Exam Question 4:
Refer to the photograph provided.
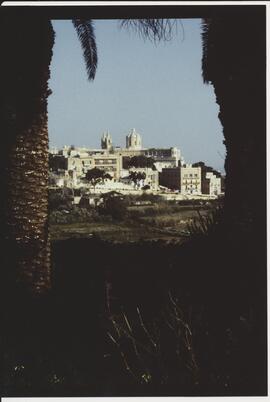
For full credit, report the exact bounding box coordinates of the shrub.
[99,196,128,221]
[49,190,72,211]
[49,206,99,224]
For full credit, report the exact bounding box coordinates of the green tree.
[85,168,112,191]
[129,171,146,187]
[127,155,155,168]
[99,194,128,221]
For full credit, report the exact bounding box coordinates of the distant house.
[181,165,202,195]
[192,162,222,196]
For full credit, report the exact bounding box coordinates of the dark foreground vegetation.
[1,206,267,396]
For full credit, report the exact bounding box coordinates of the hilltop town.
[49,128,224,203]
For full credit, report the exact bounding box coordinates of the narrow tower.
[101,131,113,151]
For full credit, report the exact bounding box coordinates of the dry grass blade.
[137,307,157,348]
[109,314,155,356]
[123,312,133,333]
[107,331,118,346]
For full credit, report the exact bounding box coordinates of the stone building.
[49,129,181,190]
[206,172,222,196]
[103,129,181,172]
[181,165,202,195]
[192,162,222,196]
[159,165,202,195]
[50,150,121,184]
[92,154,121,180]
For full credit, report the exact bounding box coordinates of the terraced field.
[50,205,212,243]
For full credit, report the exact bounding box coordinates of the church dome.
[126,129,142,150]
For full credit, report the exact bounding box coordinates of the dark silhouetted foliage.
[127,155,155,169]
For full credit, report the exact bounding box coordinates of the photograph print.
[0,2,267,397]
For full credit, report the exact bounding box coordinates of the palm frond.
[72,19,98,81]
[201,18,211,84]
[120,19,178,43]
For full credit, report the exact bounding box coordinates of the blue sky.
[48,19,225,173]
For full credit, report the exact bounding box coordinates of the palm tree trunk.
[1,17,55,294]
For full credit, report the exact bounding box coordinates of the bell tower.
[101,131,113,151]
